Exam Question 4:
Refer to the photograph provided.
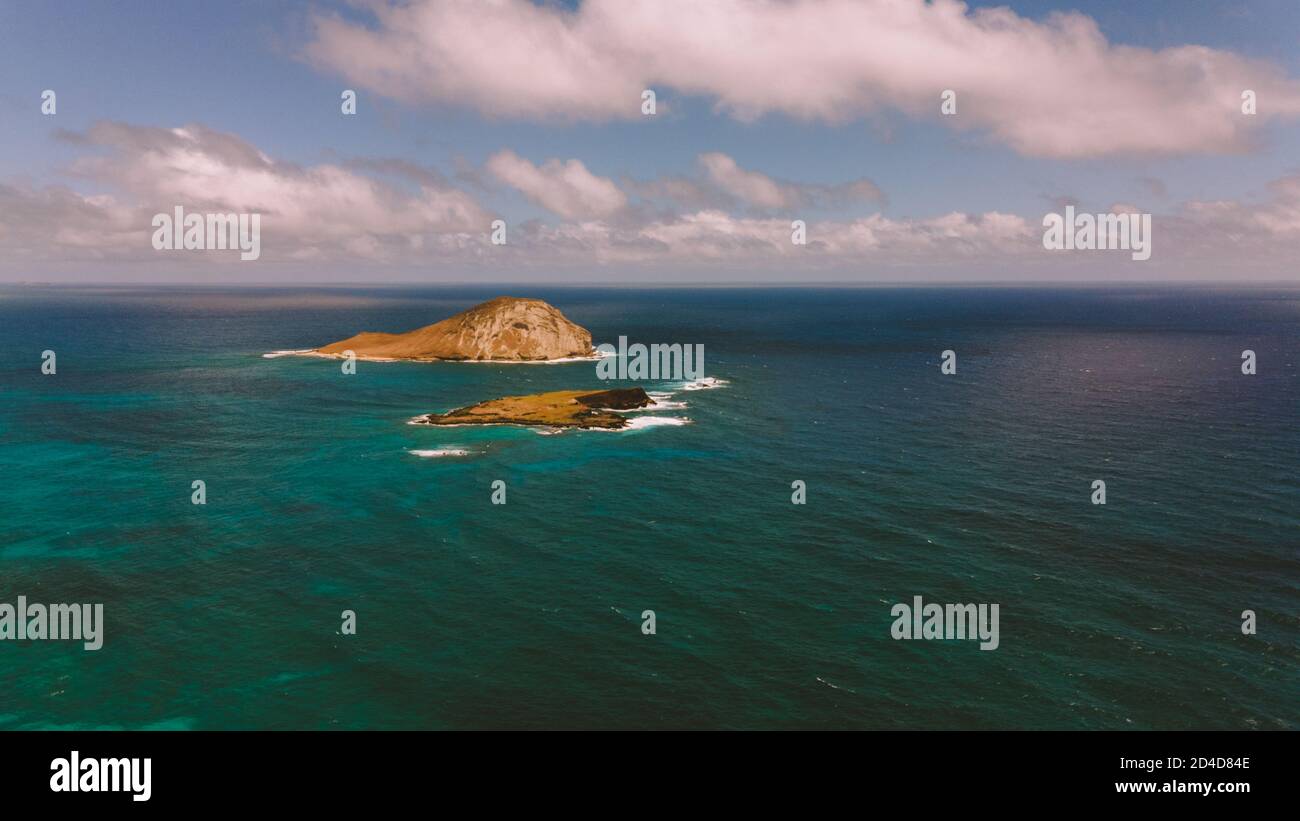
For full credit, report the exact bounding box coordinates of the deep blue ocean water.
[0,285,1296,729]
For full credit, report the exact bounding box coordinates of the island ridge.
[317,296,595,362]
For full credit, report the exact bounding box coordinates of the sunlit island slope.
[316,296,596,362]
[411,387,654,430]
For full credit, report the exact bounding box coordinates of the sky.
[1,0,1299,283]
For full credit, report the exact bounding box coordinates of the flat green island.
[411,387,654,430]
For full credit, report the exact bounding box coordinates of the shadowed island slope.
[316,296,595,361]
[412,387,654,430]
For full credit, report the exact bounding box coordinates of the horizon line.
[3,280,1300,290]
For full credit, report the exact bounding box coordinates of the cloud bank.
[4,121,1300,280]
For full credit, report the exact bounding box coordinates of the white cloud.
[303,0,1300,158]
[486,150,627,218]
[34,122,493,264]
[697,152,885,210]
[698,152,788,208]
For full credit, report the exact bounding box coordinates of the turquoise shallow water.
[0,285,1296,729]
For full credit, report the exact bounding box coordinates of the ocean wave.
[263,349,397,361]
[409,448,474,458]
[595,416,692,432]
[679,376,729,391]
[261,349,317,359]
[816,676,857,694]
[627,399,688,411]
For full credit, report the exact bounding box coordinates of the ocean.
[0,285,1296,729]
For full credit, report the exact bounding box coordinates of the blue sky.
[2,0,1299,282]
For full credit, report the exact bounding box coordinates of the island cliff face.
[317,296,594,361]
[411,387,654,429]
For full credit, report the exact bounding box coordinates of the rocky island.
[316,296,595,362]
[411,387,655,430]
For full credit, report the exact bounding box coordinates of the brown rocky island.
[412,387,655,430]
[313,297,675,431]
[316,296,595,362]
